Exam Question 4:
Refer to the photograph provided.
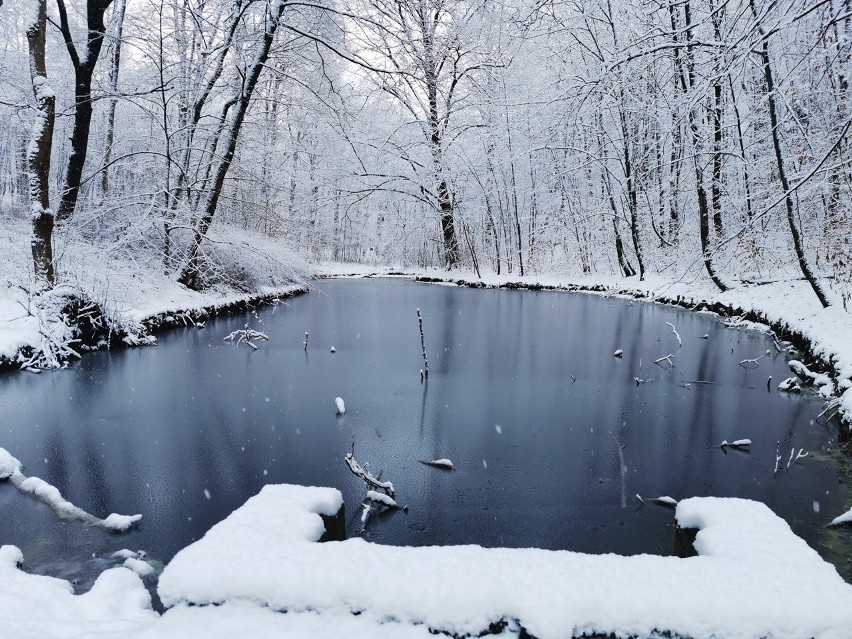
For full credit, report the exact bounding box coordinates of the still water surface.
[0,279,848,589]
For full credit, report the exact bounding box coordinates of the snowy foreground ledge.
[158,484,852,639]
[4,485,852,639]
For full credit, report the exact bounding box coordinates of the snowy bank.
[158,484,852,639]
[0,219,310,372]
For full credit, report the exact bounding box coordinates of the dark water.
[0,278,849,590]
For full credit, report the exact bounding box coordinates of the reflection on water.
[0,279,849,588]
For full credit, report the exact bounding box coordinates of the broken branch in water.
[666,322,682,348]
[345,449,395,497]
[717,439,752,450]
[223,324,269,350]
[654,354,674,367]
[739,355,764,369]
[303,332,308,351]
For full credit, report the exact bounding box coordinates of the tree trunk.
[55,0,114,222]
[26,0,56,286]
[176,0,289,289]
[750,0,830,308]
[100,0,127,196]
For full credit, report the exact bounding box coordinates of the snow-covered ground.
[3,484,851,639]
[0,218,310,368]
[316,262,852,428]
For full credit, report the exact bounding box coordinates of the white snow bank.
[0,545,156,639]
[0,299,39,360]
[158,485,852,639]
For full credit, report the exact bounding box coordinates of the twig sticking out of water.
[786,448,809,469]
[303,332,308,351]
[635,494,645,506]
[417,308,428,380]
[666,322,682,348]
[774,442,782,474]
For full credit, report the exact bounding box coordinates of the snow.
[157,484,852,639]
[124,558,156,577]
[335,397,345,414]
[419,458,455,470]
[0,446,22,479]
[0,545,156,639]
[104,513,144,532]
[828,507,852,527]
[366,490,398,508]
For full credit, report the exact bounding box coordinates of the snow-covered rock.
[334,397,345,415]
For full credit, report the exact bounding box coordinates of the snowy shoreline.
[316,264,852,432]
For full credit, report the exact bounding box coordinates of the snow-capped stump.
[330,346,336,353]
[303,332,309,351]
[653,496,678,508]
[0,447,22,480]
[828,507,852,528]
[418,458,455,471]
[335,397,345,415]
[778,377,801,393]
[613,349,623,357]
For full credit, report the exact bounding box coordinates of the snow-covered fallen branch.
[344,450,395,497]
[223,324,269,350]
[666,322,682,348]
[827,507,852,527]
[717,439,752,449]
[0,447,141,532]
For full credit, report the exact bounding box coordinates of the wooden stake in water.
[417,308,428,379]
[303,332,308,351]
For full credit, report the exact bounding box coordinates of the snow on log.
[345,452,394,497]
[418,458,455,471]
[0,447,22,480]
[717,439,751,449]
[828,507,852,527]
[366,490,399,509]
[335,397,345,415]
[1,447,141,531]
[653,496,678,508]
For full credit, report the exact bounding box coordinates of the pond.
[0,278,849,595]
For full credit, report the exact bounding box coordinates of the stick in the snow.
[417,308,428,379]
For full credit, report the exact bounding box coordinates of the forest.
[0,0,849,308]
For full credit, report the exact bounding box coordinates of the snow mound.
[158,485,852,639]
[0,544,156,639]
[335,397,345,415]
